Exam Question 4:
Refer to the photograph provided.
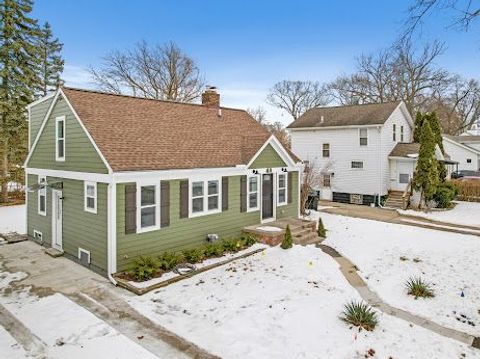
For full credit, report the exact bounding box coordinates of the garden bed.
[115,243,267,295]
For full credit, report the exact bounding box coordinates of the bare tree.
[265,121,291,149]
[300,161,322,215]
[90,41,205,102]
[247,106,267,125]
[267,80,330,120]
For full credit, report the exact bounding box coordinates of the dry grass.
[451,180,480,202]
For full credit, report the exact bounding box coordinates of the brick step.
[294,233,321,246]
[292,228,315,238]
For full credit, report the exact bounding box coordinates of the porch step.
[385,191,405,209]
[44,248,64,258]
[0,232,27,244]
[294,232,322,246]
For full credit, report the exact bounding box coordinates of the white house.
[442,135,480,171]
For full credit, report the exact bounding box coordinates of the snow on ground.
[0,263,158,358]
[0,205,25,234]
[399,201,480,227]
[126,245,479,359]
[316,211,480,337]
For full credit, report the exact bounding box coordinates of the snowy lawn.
[0,205,25,234]
[317,211,480,337]
[399,201,480,227]
[126,245,479,359]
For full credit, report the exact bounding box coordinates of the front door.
[393,161,413,191]
[52,190,63,251]
[262,174,274,221]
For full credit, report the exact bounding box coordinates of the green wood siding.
[29,97,54,149]
[116,176,262,271]
[249,144,287,169]
[27,175,108,273]
[276,171,299,219]
[27,96,108,173]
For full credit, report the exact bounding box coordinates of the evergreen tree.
[412,120,439,209]
[428,112,444,153]
[36,21,63,97]
[413,112,424,143]
[317,217,326,238]
[0,0,40,202]
[281,225,293,249]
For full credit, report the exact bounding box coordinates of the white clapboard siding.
[443,138,480,171]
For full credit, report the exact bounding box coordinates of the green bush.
[158,251,184,271]
[182,248,206,264]
[405,277,435,299]
[281,225,293,249]
[317,217,326,237]
[129,256,161,281]
[340,301,377,331]
[204,242,225,257]
[242,234,257,247]
[221,238,243,252]
[433,182,458,208]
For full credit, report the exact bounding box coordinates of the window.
[84,182,97,213]
[323,174,331,188]
[359,128,368,146]
[33,230,43,243]
[247,176,259,211]
[399,173,410,184]
[38,176,47,216]
[351,161,364,169]
[55,116,65,161]
[137,183,160,231]
[393,124,396,141]
[278,173,287,205]
[190,179,221,216]
[322,143,330,158]
[78,248,91,265]
[467,158,472,164]
[400,126,404,142]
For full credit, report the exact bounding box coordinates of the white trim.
[38,175,47,216]
[55,116,66,162]
[78,247,91,264]
[26,168,111,183]
[136,181,161,233]
[277,172,288,206]
[84,181,97,214]
[188,177,222,218]
[260,172,276,223]
[33,230,43,242]
[107,183,117,282]
[27,106,31,149]
[51,189,63,251]
[246,135,298,169]
[288,124,384,131]
[246,174,260,212]
[443,136,480,155]
[388,156,417,162]
[26,92,56,109]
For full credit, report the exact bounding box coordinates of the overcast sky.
[33,0,480,126]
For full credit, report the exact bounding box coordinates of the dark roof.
[62,87,276,172]
[444,134,480,143]
[389,143,420,158]
[287,101,402,129]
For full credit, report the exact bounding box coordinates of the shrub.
[242,234,257,247]
[433,182,458,208]
[340,301,377,331]
[405,277,434,299]
[281,225,293,249]
[222,238,243,252]
[317,217,326,237]
[158,251,184,271]
[182,248,206,264]
[204,242,225,257]
[129,256,161,281]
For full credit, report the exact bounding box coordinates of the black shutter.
[161,181,170,227]
[179,180,189,219]
[240,175,247,212]
[222,176,229,211]
[288,171,293,204]
[125,184,137,234]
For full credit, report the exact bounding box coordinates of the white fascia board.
[26,168,112,183]
[397,101,414,128]
[26,92,56,109]
[288,124,383,131]
[246,135,297,169]
[443,136,480,155]
[388,156,417,162]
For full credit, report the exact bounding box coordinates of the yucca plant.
[340,301,377,331]
[405,277,434,299]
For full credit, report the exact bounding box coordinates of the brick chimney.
[202,86,220,107]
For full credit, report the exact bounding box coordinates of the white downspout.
[378,126,383,207]
[107,181,117,285]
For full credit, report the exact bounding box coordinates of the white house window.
[55,116,65,161]
[351,161,364,169]
[247,176,259,211]
[322,143,330,158]
[399,173,410,184]
[137,183,160,231]
[190,179,221,216]
[359,128,368,146]
[323,174,331,188]
[278,173,287,205]
[400,126,404,142]
[38,176,47,216]
[393,124,396,141]
[84,181,97,214]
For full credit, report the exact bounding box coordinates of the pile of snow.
[320,211,480,337]
[126,245,478,358]
[399,201,480,227]
[255,226,282,232]
[0,205,25,234]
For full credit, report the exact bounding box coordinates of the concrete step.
[44,248,64,258]
[292,227,314,238]
[295,233,321,246]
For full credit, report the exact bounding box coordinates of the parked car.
[451,170,480,179]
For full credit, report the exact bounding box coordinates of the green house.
[25,87,302,281]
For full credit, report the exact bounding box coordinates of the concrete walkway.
[317,244,480,350]
[319,201,480,237]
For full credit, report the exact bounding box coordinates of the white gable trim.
[246,135,299,169]
[24,89,113,174]
[443,136,480,155]
[395,101,414,128]
[26,91,56,109]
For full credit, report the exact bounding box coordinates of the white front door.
[393,161,413,191]
[52,190,63,251]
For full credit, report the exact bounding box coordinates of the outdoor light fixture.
[281,168,288,172]
[252,170,259,174]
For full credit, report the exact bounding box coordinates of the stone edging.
[115,248,266,295]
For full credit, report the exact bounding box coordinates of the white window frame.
[322,143,330,158]
[277,172,288,206]
[322,174,331,188]
[78,247,91,264]
[247,175,260,212]
[84,181,97,214]
[400,125,404,142]
[393,124,396,142]
[38,175,47,216]
[136,182,160,233]
[359,128,368,146]
[55,116,66,162]
[351,161,364,170]
[189,177,222,218]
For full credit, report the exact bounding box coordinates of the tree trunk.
[1,139,9,203]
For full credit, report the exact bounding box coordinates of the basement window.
[351,161,364,169]
[78,248,91,266]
